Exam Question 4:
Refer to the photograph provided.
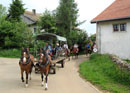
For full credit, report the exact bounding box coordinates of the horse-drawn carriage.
[34,33,67,74]
[19,33,68,90]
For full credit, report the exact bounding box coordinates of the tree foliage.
[0,4,33,49]
[38,0,88,52]
[89,34,96,42]
[0,21,33,48]
[39,10,57,34]
[56,0,78,36]
[0,4,6,18]
[8,0,25,22]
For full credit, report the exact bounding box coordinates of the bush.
[0,49,21,58]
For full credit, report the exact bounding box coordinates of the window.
[113,23,126,32]
[34,28,36,33]
[120,23,126,31]
[113,24,119,32]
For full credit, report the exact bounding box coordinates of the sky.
[0,0,115,35]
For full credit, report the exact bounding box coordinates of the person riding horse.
[63,42,69,53]
[72,43,79,59]
[85,43,92,54]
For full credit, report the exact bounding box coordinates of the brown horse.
[19,48,35,87]
[71,47,79,59]
[65,48,71,61]
[38,49,50,90]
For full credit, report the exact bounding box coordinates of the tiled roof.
[24,11,41,22]
[91,0,130,23]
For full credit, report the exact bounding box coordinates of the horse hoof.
[22,80,24,82]
[41,82,44,86]
[25,84,28,88]
[30,77,31,80]
[45,88,48,90]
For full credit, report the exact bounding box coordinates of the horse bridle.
[38,52,49,68]
[19,50,31,65]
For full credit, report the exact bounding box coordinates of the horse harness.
[38,53,50,68]
[19,56,32,65]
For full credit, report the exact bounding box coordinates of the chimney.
[32,9,36,15]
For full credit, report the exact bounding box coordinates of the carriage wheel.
[61,60,65,68]
[53,68,56,74]
[35,68,38,74]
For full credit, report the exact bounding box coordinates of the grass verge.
[0,49,21,58]
[79,53,130,93]
[125,59,130,64]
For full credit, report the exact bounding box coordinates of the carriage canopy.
[36,33,67,42]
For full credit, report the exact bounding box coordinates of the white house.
[91,0,130,59]
[21,9,41,34]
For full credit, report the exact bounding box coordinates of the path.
[0,55,102,93]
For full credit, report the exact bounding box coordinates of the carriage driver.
[43,42,52,65]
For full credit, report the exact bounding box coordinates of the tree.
[0,4,33,49]
[8,0,25,22]
[0,21,33,49]
[89,34,96,42]
[39,10,57,34]
[0,4,6,19]
[0,4,9,48]
[56,0,79,36]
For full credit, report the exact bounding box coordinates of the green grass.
[0,49,21,58]
[125,59,130,64]
[79,53,130,93]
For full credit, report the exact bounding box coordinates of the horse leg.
[72,53,73,59]
[45,74,48,90]
[76,53,78,59]
[29,66,33,80]
[25,71,29,87]
[41,73,44,86]
[68,55,70,61]
[21,70,24,82]
[29,70,32,80]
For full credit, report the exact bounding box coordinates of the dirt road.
[0,55,102,93]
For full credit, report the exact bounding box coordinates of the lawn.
[125,59,130,64]
[0,49,21,58]
[79,53,130,93]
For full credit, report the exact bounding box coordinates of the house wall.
[21,15,38,35]
[97,19,130,59]
[29,25,38,35]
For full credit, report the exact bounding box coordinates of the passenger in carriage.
[55,43,60,51]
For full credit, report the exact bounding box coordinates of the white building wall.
[97,19,130,59]
[29,25,38,35]
[21,15,38,35]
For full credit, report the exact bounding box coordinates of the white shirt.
[64,44,68,49]
[74,44,78,48]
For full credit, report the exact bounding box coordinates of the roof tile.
[91,0,130,23]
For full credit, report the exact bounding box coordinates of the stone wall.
[110,55,130,71]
